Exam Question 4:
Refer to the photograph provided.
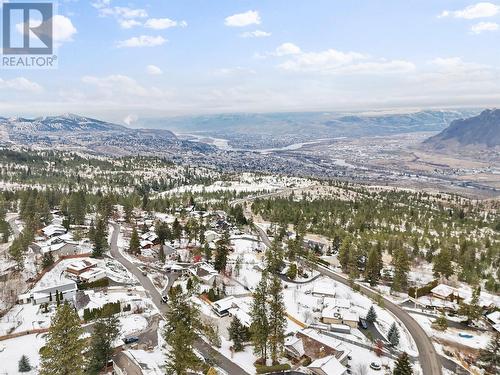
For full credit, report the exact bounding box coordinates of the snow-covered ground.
[0,333,46,374]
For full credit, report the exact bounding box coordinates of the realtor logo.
[2,1,57,68]
[3,2,53,54]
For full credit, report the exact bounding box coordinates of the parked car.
[359,318,368,329]
[123,336,139,345]
[161,295,168,303]
[370,362,381,370]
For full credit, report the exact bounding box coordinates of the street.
[109,223,250,375]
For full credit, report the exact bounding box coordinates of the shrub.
[255,363,291,374]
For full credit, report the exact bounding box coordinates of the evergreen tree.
[434,311,448,331]
[92,217,108,258]
[338,236,352,272]
[172,218,182,240]
[479,333,500,374]
[268,275,286,364]
[393,352,413,375]
[214,229,230,273]
[392,247,409,292]
[164,286,201,375]
[458,287,482,324]
[433,246,453,279]
[228,316,249,352]
[128,227,141,255]
[18,355,32,372]
[87,315,121,375]
[251,272,269,363]
[266,238,284,274]
[366,305,377,323]
[40,303,86,375]
[365,247,382,286]
[387,322,400,347]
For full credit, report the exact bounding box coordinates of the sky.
[1,0,500,125]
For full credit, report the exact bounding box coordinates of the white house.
[308,355,347,375]
[212,296,237,317]
[79,268,107,283]
[29,280,77,305]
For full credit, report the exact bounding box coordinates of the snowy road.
[109,223,250,375]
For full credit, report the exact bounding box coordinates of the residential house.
[29,280,77,305]
[308,355,347,375]
[66,259,97,276]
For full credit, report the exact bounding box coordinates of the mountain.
[0,114,212,156]
[425,109,500,149]
[140,109,479,149]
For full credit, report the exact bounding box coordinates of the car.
[123,336,139,345]
[359,318,368,329]
[370,362,382,371]
[161,295,168,303]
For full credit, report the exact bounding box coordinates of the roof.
[284,336,305,358]
[312,284,336,297]
[79,268,106,280]
[431,284,455,298]
[308,355,346,375]
[487,311,500,325]
[66,259,97,272]
[33,280,77,294]
[42,224,67,237]
[324,298,351,309]
[213,296,237,312]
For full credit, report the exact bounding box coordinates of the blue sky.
[1,0,500,124]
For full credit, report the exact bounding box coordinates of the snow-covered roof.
[431,284,455,298]
[79,268,106,280]
[228,307,252,327]
[312,284,336,297]
[324,298,351,310]
[493,323,500,333]
[32,280,77,294]
[212,296,237,312]
[487,311,500,325]
[66,259,97,273]
[284,336,305,358]
[140,240,154,248]
[308,355,347,375]
[42,224,66,237]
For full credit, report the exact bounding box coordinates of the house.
[308,355,347,375]
[212,296,237,317]
[284,328,350,365]
[41,224,67,238]
[140,240,154,249]
[30,280,77,305]
[322,308,359,328]
[190,262,218,285]
[66,259,97,276]
[284,336,306,359]
[79,268,106,283]
[312,284,336,298]
[204,230,220,243]
[141,231,159,244]
[323,298,351,310]
[431,284,457,301]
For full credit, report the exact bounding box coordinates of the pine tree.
[251,272,269,363]
[365,247,381,286]
[164,286,201,375]
[387,322,400,347]
[434,311,448,331]
[40,303,86,375]
[87,315,121,375]
[458,287,482,324]
[18,355,32,372]
[338,236,352,272]
[265,238,284,274]
[268,275,286,364]
[347,247,359,280]
[229,316,249,352]
[214,229,230,273]
[479,333,499,374]
[366,305,377,323]
[128,227,141,255]
[433,246,453,279]
[392,247,409,292]
[92,217,108,257]
[393,352,413,375]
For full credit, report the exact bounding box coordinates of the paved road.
[109,223,250,375]
[253,224,444,375]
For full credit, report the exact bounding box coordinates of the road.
[109,223,250,375]
[253,224,444,375]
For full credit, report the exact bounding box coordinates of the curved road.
[109,223,249,375]
[252,223,444,375]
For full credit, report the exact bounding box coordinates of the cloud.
[144,18,187,30]
[119,19,142,29]
[82,74,167,98]
[16,15,77,46]
[0,77,43,93]
[225,10,261,27]
[117,35,167,48]
[470,21,499,33]
[439,2,500,19]
[123,114,138,126]
[146,65,163,75]
[274,44,415,75]
[240,30,271,38]
[275,42,301,56]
